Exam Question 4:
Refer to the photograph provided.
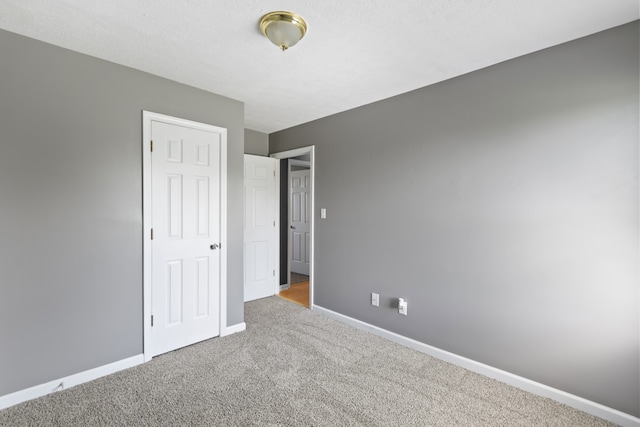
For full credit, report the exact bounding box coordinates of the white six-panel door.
[290,169,310,275]
[150,119,222,357]
[244,155,277,302]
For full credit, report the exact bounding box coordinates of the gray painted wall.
[270,22,639,417]
[0,29,245,396]
[244,129,269,155]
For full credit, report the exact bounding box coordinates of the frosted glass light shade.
[259,11,307,51]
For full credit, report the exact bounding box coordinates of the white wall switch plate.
[321,208,327,219]
[371,292,379,307]
[398,298,407,315]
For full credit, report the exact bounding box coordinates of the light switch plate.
[398,298,408,315]
[371,292,379,307]
[321,208,326,219]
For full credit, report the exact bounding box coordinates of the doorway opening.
[270,146,315,309]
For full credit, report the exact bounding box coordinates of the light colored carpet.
[0,297,615,426]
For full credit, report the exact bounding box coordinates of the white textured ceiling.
[0,1,637,133]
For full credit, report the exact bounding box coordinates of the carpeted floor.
[0,297,615,426]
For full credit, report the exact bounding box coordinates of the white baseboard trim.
[0,354,145,411]
[314,305,639,427]
[221,322,246,337]
[1,322,247,411]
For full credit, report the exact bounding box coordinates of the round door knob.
[210,244,219,250]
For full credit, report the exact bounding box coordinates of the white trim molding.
[0,355,144,411]
[313,305,640,427]
[220,322,246,337]
[270,146,315,309]
[218,124,229,338]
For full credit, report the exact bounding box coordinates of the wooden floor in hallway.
[279,281,309,308]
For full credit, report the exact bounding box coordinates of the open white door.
[290,169,310,275]
[244,155,277,302]
[143,112,227,358]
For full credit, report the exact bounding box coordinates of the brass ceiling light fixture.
[259,11,307,51]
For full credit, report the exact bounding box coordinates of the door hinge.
[151,315,154,327]
[273,170,276,177]
[273,270,275,277]
[150,140,153,152]
[150,228,154,240]
[273,220,276,227]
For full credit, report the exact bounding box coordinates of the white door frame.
[142,110,228,362]
[271,146,315,309]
